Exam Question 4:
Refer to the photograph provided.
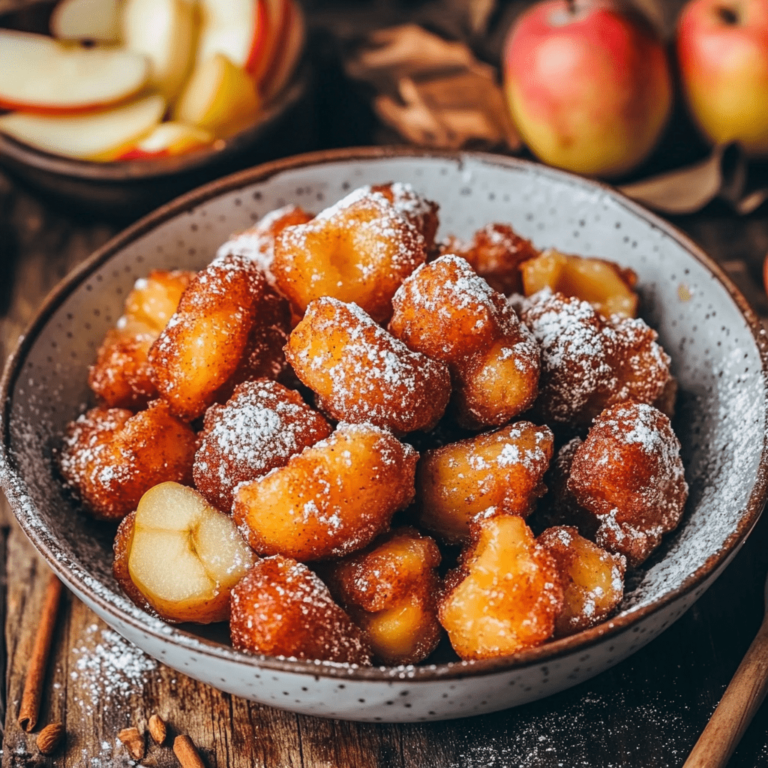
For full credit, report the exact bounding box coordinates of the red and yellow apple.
[115,122,214,160]
[503,0,673,178]
[678,0,768,156]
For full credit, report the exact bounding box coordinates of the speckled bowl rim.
[3,146,768,683]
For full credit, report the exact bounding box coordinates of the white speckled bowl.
[2,148,768,723]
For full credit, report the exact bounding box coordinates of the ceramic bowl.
[2,148,767,723]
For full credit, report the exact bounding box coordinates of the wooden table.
[2,166,768,768]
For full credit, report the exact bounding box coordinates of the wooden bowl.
[2,148,767,722]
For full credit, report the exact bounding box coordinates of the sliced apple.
[50,0,122,42]
[121,0,198,101]
[260,0,305,102]
[127,482,255,624]
[0,94,165,160]
[0,30,149,113]
[196,0,269,72]
[172,53,260,138]
[115,122,214,160]
[249,0,286,84]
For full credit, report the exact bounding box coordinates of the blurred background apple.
[503,0,673,178]
[678,0,768,156]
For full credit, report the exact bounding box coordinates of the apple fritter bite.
[233,422,418,562]
[193,379,332,512]
[148,253,290,421]
[272,186,427,323]
[285,297,451,435]
[230,555,373,665]
[440,223,539,295]
[520,290,670,426]
[439,515,563,660]
[538,526,626,637]
[568,402,688,567]
[89,270,194,409]
[521,249,638,318]
[323,527,443,665]
[59,400,196,521]
[416,421,554,544]
[370,182,440,252]
[115,482,255,624]
[389,254,540,429]
[216,204,314,288]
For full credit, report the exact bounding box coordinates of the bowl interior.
[3,151,767,675]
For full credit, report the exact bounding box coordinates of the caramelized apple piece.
[538,526,626,637]
[233,423,418,561]
[122,482,255,624]
[324,528,443,665]
[417,421,554,544]
[230,555,372,665]
[439,515,563,660]
[521,249,638,318]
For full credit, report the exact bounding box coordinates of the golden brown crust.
[439,515,563,660]
[233,423,418,562]
[568,402,688,567]
[538,525,626,637]
[389,255,540,429]
[148,254,281,421]
[416,421,554,544]
[441,223,539,295]
[230,556,373,665]
[370,182,440,252]
[59,400,196,521]
[193,379,332,512]
[272,187,427,323]
[285,297,451,435]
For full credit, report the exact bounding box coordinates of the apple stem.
[715,6,739,24]
[566,0,576,13]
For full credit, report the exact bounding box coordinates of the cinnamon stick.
[18,572,63,732]
[173,735,206,768]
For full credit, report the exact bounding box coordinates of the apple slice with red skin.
[0,30,149,114]
[50,0,121,42]
[121,0,199,101]
[115,122,215,160]
[196,0,270,74]
[249,0,288,84]
[261,0,305,101]
[0,94,165,160]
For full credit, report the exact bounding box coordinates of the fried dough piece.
[439,515,563,660]
[520,291,670,426]
[230,556,373,665]
[538,526,626,637]
[273,187,427,323]
[389,255,540,429]
[116,483,255,624]
[148,254,290,421]
[417,421,554,544]
[216,204,314,287]
[521,249,638,318]
[89,270,194,409]
[59,400,196,521]
[324,527,443,665]
[233,423,418,561]
[568,402,688,567]
[193,379,331,512]
[370,182,440,251]
[440,223,539,295]
[285,297,451,434]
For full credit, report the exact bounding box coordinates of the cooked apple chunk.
[521,249,638,319]
[538,526,626,637]
[122,482,255,624]
[439,514,563,660]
